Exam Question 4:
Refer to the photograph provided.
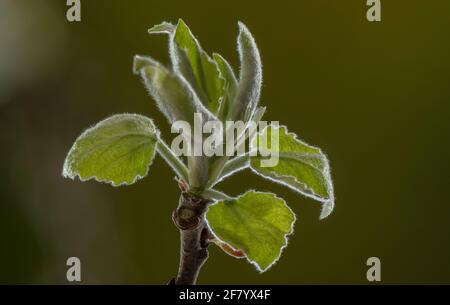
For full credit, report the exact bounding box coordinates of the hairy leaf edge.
[205,190,296,273]
[250,125,335,219]
[62,113,159,187]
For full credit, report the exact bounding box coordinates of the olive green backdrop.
[1,0,449,284]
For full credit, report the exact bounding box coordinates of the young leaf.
[63,114,158,186]
[206,191,295,272]
[134,55,213,188]
[213,53,238,99]
[133,55,214,125]
[171,19,224,114]
[211,239,246,259]
[213,53,238,121]
[148,21,175,35]
[250,125,334,219]
[228,22,262,121]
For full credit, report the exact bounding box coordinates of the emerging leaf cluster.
[62,20,334,272]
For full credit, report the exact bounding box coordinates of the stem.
[234,106,266,154]
[172,192,211,285]
[206,107,266,188]
[201,189,233,201]
[206,156,229,187]
[157,138,190,183]
[209,154,250,188]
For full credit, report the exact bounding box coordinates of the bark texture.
[171,190,211,285]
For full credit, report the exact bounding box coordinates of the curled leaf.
[133,55,214,125]
[250,125,334,219]
[148,21,175,35]
[211,239,246,258]
[229,22,262,121]
[170,19,224,114]
[213,53,238,120]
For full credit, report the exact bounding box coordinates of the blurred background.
[1,0,450,284]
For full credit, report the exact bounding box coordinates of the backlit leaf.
[63,114,158,186]
[250,125,334,219]
[206,191,295,272]
[171,19,224,114]
[133,55,214,125]
[228,22,262,121]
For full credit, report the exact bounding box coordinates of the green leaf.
[156,138,190,184]
[133,55,213,188]
[213,53,238,99]
[171,19,224,114]
[206,191,295,272]
[213,53,238,121]
[228,22,262,121]
[62,114,158,186]
[250,125,334,219]
[148,21,175,35]
[133,55,214,125]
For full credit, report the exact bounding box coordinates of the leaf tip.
[237,20,247,32]
[148,21,175,35]
[133,55,150,74]
[319,197,335,219]
[176,18,189,30]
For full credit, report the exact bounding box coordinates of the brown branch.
[171,191,212,285]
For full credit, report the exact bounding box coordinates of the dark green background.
[1,0,449,284]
